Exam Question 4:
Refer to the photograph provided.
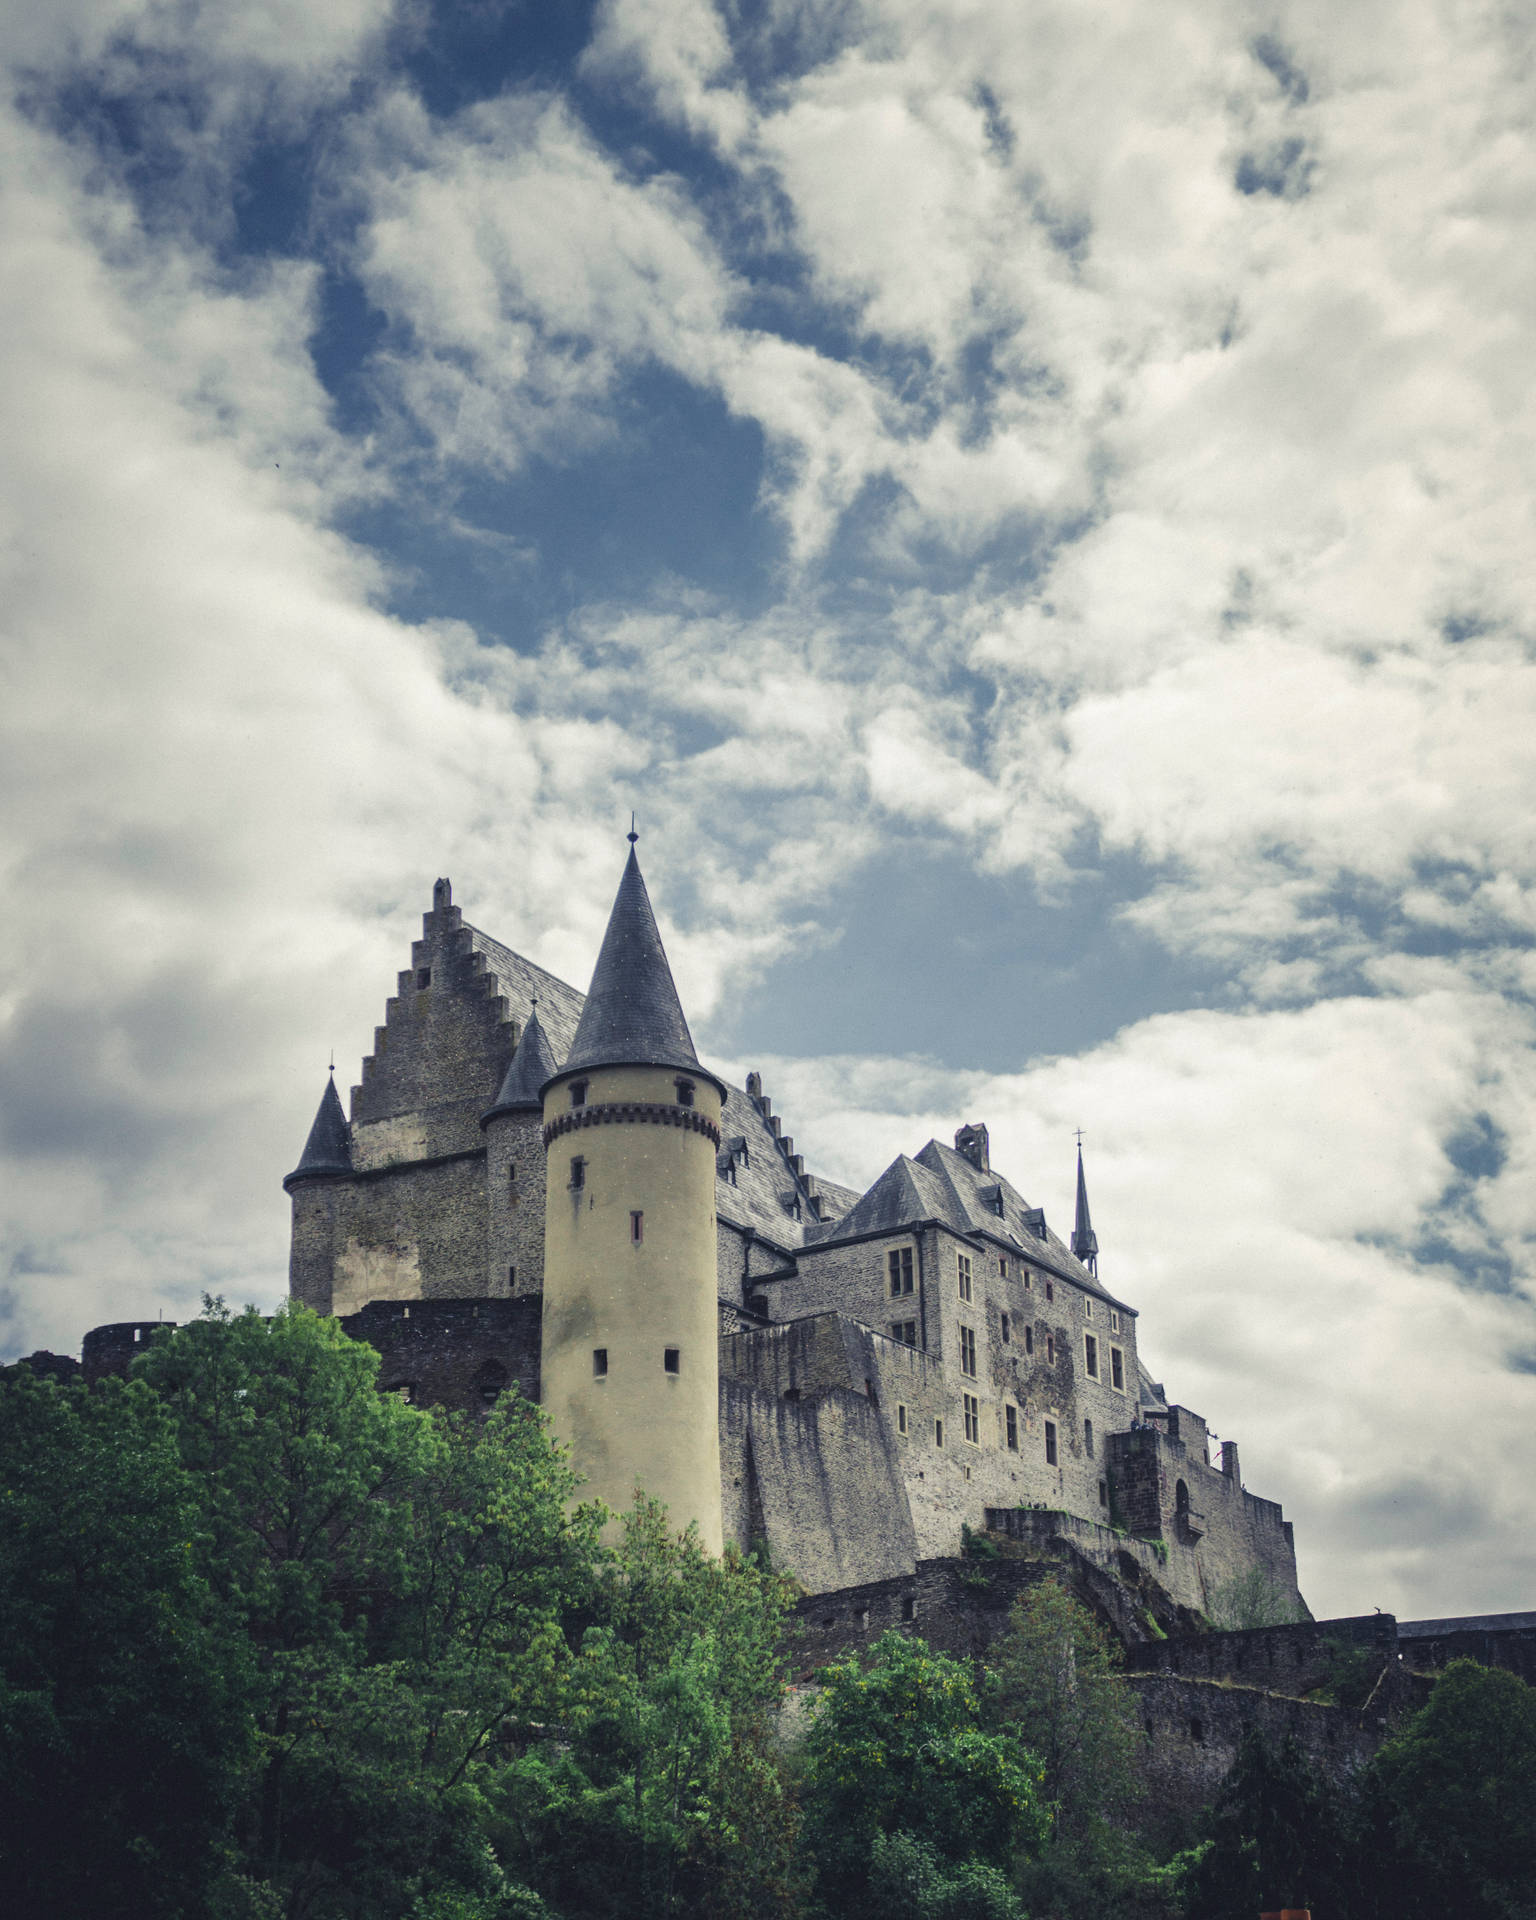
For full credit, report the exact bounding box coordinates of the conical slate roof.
[560,845,714,1083]
[284,1075,352,1189]
[1070,1145,1099,1271]
[482,1005,560,1121]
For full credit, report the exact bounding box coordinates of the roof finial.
[627,811,638,845]
[328,1049,335,1076]
[1074,1125,1084,1146]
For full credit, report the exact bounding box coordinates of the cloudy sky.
[4,0,1535,1621]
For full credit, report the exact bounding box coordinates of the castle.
[279,843,1306,1621]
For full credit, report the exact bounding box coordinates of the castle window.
[888,1247,914,1296]
[902,1595,916,1622]
[1045,1419,1058,1466]
[963,1393,980,1444]
[507,1164,517,1207]
[891,1320,918,1347]
[898,1403,909,1435]
[416,968,431,990]
[675,1078,695,1108]
[1024,1325,1034,1355]
[1084,1333,1099,1379]
[476,1360,509,1405]
[631,1210,644,1245]
[959,1326,977,1378]
[1110,1346,1125,1392]
[570,1080,588,1109]
[1110,1309,1121,1334]
[957,1252,973,1302]
[508,1264,516,1288]
[570,1156,586,1191]
[1023,1269,1033,1290]
[664,1347,680,1374]
[998,1256,1007,1277]
[1099,1478,1108,1506]
[1084,1296,1094,1320]
[1005,1404,1018,1450]
[593,1348,608,1377]
[1045,1279,1054,1302]
[1084,1417,1095,1456]
[1001,1312,1010,1344]
[387,1382,415,1403]
[935,1417,945,1447]
[1046,1333,1055,1365]
[1190,1717,1205,1746]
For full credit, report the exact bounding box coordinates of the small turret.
[482,1008,559,1297]
[1070,1142,1099,1276]
[481,1005,559,1123]
[283,1074,352,1190]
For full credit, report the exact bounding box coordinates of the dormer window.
[675,1078,695,1108]
[570,1080,588,1110]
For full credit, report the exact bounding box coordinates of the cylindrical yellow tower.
[539,841,725,1553]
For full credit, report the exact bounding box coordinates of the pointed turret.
[482,1006,560,1123]
[283,1074,352,1189]
[561,843,721,1089]
[1070,1142,1099,1276]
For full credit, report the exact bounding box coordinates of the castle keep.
[283,849,1306,1619]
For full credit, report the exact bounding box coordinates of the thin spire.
[1071,1139,1099,1276]
[482,1004,560,1120]
[284,1074,352,1189]
[560,841,715,1083]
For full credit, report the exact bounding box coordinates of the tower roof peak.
[1070,1140,1099,1275]
[482,1005,560,1121]
[283,1074,352,1190]
[560,844,718,1086]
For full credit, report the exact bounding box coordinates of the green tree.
[136,1300,596,1919]
[797,1630,1045,1916]
[492,1495,801,1920]
[1204,1566,1307,1630]
[0,1366,253,1920]
[1361,1658,1536,1920]
[1185,1729,1353,1920]
[984,1578,1190,1919]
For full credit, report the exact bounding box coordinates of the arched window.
[1175,1479,1190,1522]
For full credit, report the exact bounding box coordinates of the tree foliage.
[798,1630,1044,1915]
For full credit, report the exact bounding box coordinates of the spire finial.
[1074,1126,1084,1148]
[627,811,638,845]
[328,1049,335,1076]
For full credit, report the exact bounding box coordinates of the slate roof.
[465,927,584,1060]
[463,906,851,1245]
[804,1135,1133,1312]
[561,846,714,1083]
[1071,1146,1099,1267]
[483,1006,559,1119]
[285,1075,352,1187]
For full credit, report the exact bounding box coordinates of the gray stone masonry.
[720,1376,917,1592]
[483,1107,546,1297]
[1108,1411,1304,1617]
[338,1297,541,1413]
[1127,1613,1394,1691]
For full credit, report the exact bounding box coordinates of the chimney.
[955,1122,990,1172]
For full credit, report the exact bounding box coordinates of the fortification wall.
[339,1296,540,1413]
[81,1320,177,1382]
[1397,1612,1536,1684]
[1127,1614,1394,1692]
[1108,1419,1304,1617]
[720,1377,917,1593]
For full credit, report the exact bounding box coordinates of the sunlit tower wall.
[538,843,725,1553]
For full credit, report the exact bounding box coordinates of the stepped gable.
[352,879,521,1124]
[717,1072,861,1247]
[284,1075,352,1188]
[482,1005,560,1121]
[560,845,717,1083]
[461,925,584,1060]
